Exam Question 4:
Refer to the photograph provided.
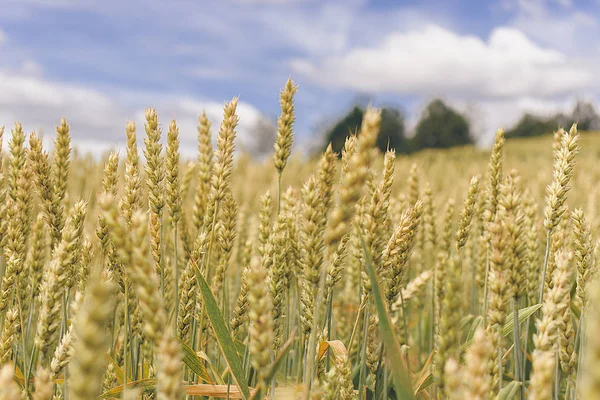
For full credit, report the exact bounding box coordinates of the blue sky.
[0,0,598,156]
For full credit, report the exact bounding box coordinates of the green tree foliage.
[505,114,559,139]
[323,105,408,155]
[411,99,473,149]
[324,106,363,154]
[505,101,600,139]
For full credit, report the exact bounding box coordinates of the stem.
[295,278,304,384]
[538,233,552,304]
[324,292,333,339]
[513,297,523,400]
[522,315,531,378]
[304,274,326,398]
[574,312,585,398]
[347,296,366,359]
[61,291,68,338]
[554,348,560,400]
[383,354,389,400]
[293,277,302,383]
[227,373,232,400]
[223,275,230,329]
[190,315,198,352]
[174,223,179,336]
[498,325,503,393]
[61,291,69,400]
[470,237,478,315]
[276,172,282,216]
[399,289,408,346]
[25,290,35,343]
[111,306,118,358]
[16,285,29,396]
[27,346,38,391]
[324,292,333,371]
[124,284,129,400]
[417,305,423,365]
[482,242,491,325]
[160,218,165,304]
[358,306,370,400]
[296,335,304,385]
[196,198,220,362]
[430,264,436,355]
[284,283,293,378]
[242,332,251,382]
[132,337,139,381]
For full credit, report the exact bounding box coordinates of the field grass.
[0,80,599,399]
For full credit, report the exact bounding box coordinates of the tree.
[378,108,408,153]
[323,106,363,155]
[505,101,600,140]
[571,100,600,131]
[505,114,559,139]
[411,99,473,149]
[322,105,407,155]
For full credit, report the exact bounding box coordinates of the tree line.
[321,99,600,155]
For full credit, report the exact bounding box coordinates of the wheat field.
[0,78,598,399]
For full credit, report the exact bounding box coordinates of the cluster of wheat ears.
[0,78,598,400]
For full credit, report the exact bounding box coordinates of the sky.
[0,0,598,157]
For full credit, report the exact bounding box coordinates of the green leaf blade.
[461,304,541,351]
[193,263,251,399]
[181,341,214,384]
[361,236,415,400]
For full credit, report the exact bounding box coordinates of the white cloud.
[2,0,598,147]
[20,60,43,76]
[505,0,600,53]
[452,96,575,144]
[0,68,271,159]
[291,25,594,99]
[140,97,271,156]
[291,23,600,140]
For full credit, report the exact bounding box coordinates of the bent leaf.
[185,384,256,398]
[193,260,251,399]
[361,236,415,400]
[414,372,435,396]
[461,304,541,350]
[99,379,155,398]
[414,350,435,394]
[181,341,214,384]
[317,339,348,362]
[106,353,124,385]
[466,316,484,344]
[496,380,521,400]
[264,329,296,383]
[502,304,541,337]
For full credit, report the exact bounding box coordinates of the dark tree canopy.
[378,108,407,153]
[324,106,363,155]
[411,99,473,149]
[505,101,600,140]
[505,114,559,139]
[323,105,407,155]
